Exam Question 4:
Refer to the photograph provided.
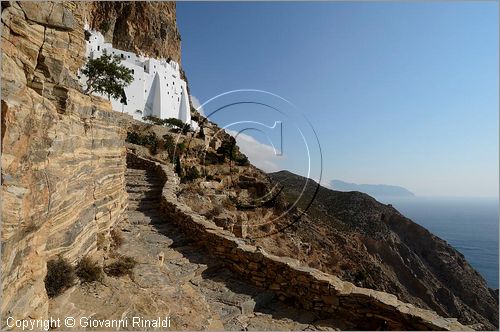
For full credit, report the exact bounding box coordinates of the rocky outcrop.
[85,1,181,62]
[269,170,499,330]
[1,1,127,325]
[127,154,468,331]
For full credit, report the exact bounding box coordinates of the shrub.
[202,151,224,165]
[143,132,159,154]
[181,124,191,135]
[110,228,124,247]
[163,117,185,129]
[143,115,164,126]
[217,139,236,160]
[104,255,137,277]
[99,21,110,34]
[45,257,76,298]
[183,166,200,182]
[76,256,104,283]
[354,270,369,283]
[126,131,159,154]
[176,142,186,153]
[235,153,250,166]
[126,131,141,145]
[163,134,176,157]
[162,118,191,134]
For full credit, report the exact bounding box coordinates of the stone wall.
[1,2,128,325]
[128,155,469,331]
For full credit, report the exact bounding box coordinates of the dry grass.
[104,255,137,277]
[45,257,76,298]
[76,256,104,283]
[110,228,124,247]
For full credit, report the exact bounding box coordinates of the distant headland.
[331,180,415,197]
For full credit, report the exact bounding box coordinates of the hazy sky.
[177,2,499,197]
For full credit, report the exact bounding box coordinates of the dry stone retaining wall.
[128,155,469,331]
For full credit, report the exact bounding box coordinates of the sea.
[376,196,499,289]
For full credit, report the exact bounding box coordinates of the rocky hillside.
[267,171,499,329]
[122,108,495,329]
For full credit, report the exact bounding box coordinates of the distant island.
[330,180,415,197]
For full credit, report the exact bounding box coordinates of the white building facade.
[81,28,192,126]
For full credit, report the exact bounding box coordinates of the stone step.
[126,174,155,179]
[126,186,162,193]
[126,179,162,184]
[127,201,162,210]
[127,192,161,200]
[126,184,162,189]
[126,169,148,174]
[126,175,161,181]
[126,167,152,172]
[128,210,165,219]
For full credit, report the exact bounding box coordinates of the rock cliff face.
[85,1,181,62]
[1,1,183,325]
[1,1,130,324]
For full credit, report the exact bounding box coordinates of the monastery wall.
[83,30,190,123]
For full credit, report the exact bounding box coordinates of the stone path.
[49,164,341,330]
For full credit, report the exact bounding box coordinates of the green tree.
[82,50,133,101]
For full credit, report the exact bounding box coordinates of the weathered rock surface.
[1,1,127,325]
[85,1,181,63]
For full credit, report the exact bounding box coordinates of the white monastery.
[81,27,195,128]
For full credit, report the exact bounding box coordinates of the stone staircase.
[126,167,164,216]
[52,161,338,330]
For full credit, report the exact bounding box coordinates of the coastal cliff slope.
[267,171,499,329]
